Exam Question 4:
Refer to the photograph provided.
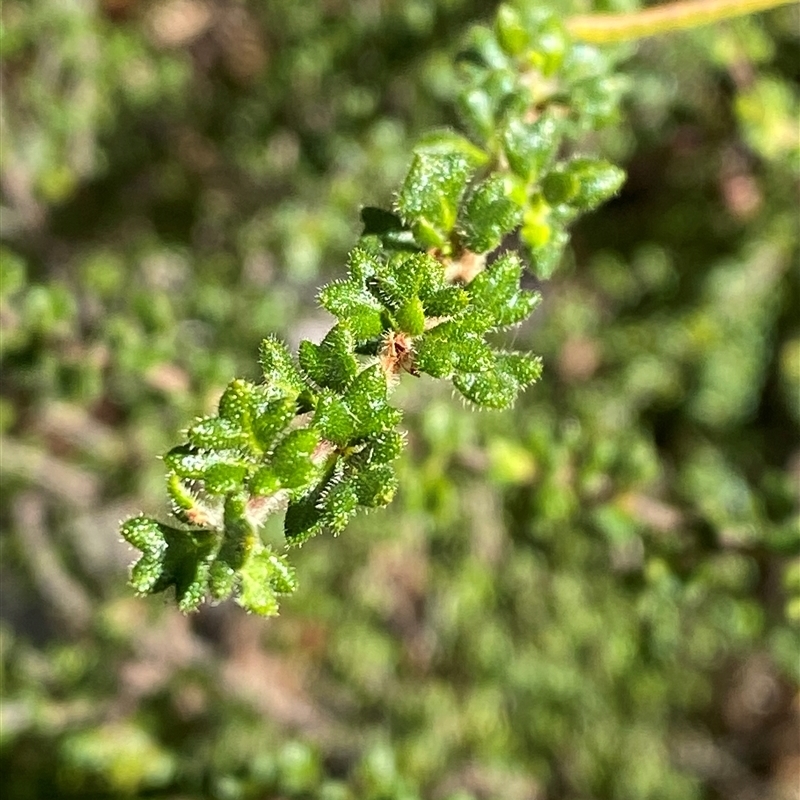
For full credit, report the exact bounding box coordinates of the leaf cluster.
[121,2,626,615]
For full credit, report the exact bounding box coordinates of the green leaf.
[395,296,426,335]
[208,494,257,600]
[450,332,497,372]
[396,150,474,241]
[379,252,446,310]
[298,324,358,392]
[525,13,568,76]
[272,428,322,491]
[218,379,255,427]
[453,349,542,409]
[207,380,294,454]
[468,252,541,327]
[457,87,495,141]
[121,515,169,559]
[501,114,561,181]
[422,286,469,318]
[414,334,457,378]
[163,445,241,482]
[454,367,519,409]
[564,157,626,211]
[527,224,569,280]
[498,351,543,386]
[320,479,359,534]
[250,466,282,496]
[284,491,325,544]
[252,397,297,451]
[349,430,406,467]
[344,365,402,437]
[237,551,280,616]
[203,462,249,495]
[166,473,201,522]
[122,516,216,612]
[266,551,298,594]
[259,336,306,397]
[458,25,508,71]
[459,174,522,253]
[346,247,381,284]
[541,169,579,205]
[187,416,248,451]
[313,390,357,446]
[317,280,384,340]
[353,464,398,507]
[414,128,489,167]
[235,547,299,615]
[495,3,530,56]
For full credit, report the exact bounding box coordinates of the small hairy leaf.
[459,174,523,253]
[414,334,457,378]
[235,548,298,616]
[541,168,580,205]
[252,397,297,451]
[353,463,398,507]
[298,324,358,392]
[250,466,282,496]
[453,348,542,409]
[497,351,544,386]
[320,480,359,534]
[166,473,202,523]
[317,280,384,340]
[457,87,496,141]
[564,157,626,211]
[344,365,402,438]
[187,416,247,450]
[218,379,256,428]
[203,462,249,495]
[208,494,257,599]
[122,516,216,612]
[423,285,470,318]
[454,366,519,409]
[387,251,429,299]
[163,445,241,482]
[414,128,489,166]
[121,515,169,558]
[468,252,541,327]
[397,151,474,243]
[495,3,530,56]
[272,428,322,490]
[237,554,280,616]
[450,333,497,372]
[526,224,569,280]
[348,430,406,467]
[346,247,382,284]
[395,296,426,336]
[266,551,298,594]
[284,495,324,545]
[501,114,561,181]
[258,336,306,397]
[313,390,357,446]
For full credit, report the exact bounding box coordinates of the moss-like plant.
[121,0,793,615]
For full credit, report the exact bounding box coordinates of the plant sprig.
[121,2,627,615]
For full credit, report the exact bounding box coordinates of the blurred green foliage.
[1,1,798,799]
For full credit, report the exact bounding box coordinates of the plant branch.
[567,0,796,43]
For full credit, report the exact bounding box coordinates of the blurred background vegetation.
[1,0,798,798]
